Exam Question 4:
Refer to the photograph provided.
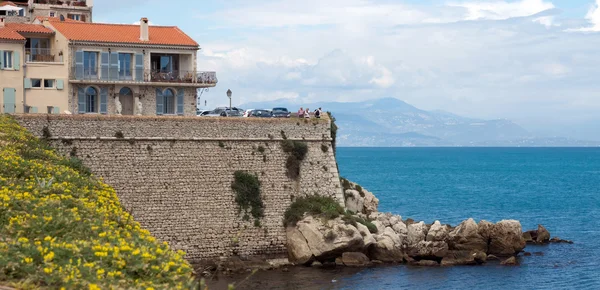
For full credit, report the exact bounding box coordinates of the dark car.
[249,109,273,118]
[272,107,290,118]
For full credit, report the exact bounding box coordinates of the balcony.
[33,0,89,7]
[26,49,64,63]
[70,68,218,86]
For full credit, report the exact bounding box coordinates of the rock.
[296,216,364,261]
[426,221,449,242]
[335,257,344,266]
[487,254,499,261]
[533,252,544,256]
[281,267,290,272]
[372,220,386,234]
[342,252,371,267]
[377,213,392,227]
[392,221,408,237]
[536,225,550,243]
[448,218,488,253]
[441,250,486,266]
[409,241,448,259]
[368,234,405,262]
[355,222,376,248]
[523,252,532,256]
[473,251,487,263]
[522,231,534,243]
[488,220,526,256]
[500,256,518,266]
[311,261,323,267]
[389,215,400,226]
[345,190,364,214]
[549,237,573,244]
[407,222,428,248]
[362,190,379,215]
[371,260,383,264]
[286,227,314,265]
[416,260,439,267]
[478,220,494,241]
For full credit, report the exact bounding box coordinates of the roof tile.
[5,23,54,34]
[0,27,26,41]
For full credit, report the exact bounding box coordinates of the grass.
[231,171,264,225]
[283,196,344,227]
[342,213,378,234]
[281,140,308,180]
[0,115,197,289]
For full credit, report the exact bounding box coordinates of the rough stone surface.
[410,241,448,259]
[297,217,364,261]
[369,234,405,262]
[15,115,341,263]
[488,220,526,256]
[536,225,551,243]
[426,221,449,242]
[501,256,518,266]
[407,222,428,249]
[355,223,376,248]
[341,252,370,267]
[285,227,313,265]
[415,260,439,267]
[448,218,487,253]
[345,190,364,214]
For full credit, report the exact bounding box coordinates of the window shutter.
[135,54,144,82]
[156,88,164,115]
[100,87,108,114]
[31,107,38,113]
[0,50,4,70]
[13,51,20,70]
[109,52,119,80]
[100,52,109,81]
[176,88,184,115]
[56,79,64,90]
[81,14,86,22]
[53,107,60,114]
[75,50,84,80]
[24,78,32,89]
[3,88,16,114]
[78,87,86,113]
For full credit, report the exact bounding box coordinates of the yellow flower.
[43,251,55,262]
[43,267,53,274]
[88,284,100,290]
[132,249,140,256]
[44,236,52,241]
[23,257,33,264]
[17,237,29,243]
[43,216,53,222]
[98,232,107,238]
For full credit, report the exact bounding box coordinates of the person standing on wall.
[298,107,305,118]
[314,107,322,118]
[304,108,311,119]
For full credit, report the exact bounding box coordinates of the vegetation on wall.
[283,196,344,227]
[0,116,197,289]
[231,171,264,226]
[281,140,308,180]
[327,112,338,155]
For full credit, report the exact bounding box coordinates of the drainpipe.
[22,42,27,114]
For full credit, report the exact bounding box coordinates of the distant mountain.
[240,98,596,147]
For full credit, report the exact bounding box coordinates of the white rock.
[426,221,449,242]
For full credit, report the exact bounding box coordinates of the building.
[0,16,217,116]
[1,0,93,23]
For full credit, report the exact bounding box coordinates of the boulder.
[392,221,408,237]
[296,216,364,261]
[285,227,313,265]
[342,252,371,267]
[372,220,386,234]
[500,256,518,266]
[409,241,448,259]
[389,215,400,226]
[345,190,364,214]
[407,222,428,248]
[536,225,550,244]
[415,260,439,267]
[487,254,499,261]
[478,220,494,241]
[426,221,449,242]
[335,257,344,266]
[448,218,487,253]
[441,250,486,266]
[368,234,405,262]
[377,213,392,227]
[549,237,573,244]
[488,220,526,256]
[522,231,533,243]
[355,222,376,248]
[362,190,379,215]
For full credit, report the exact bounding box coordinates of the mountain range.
[240,98,598,147]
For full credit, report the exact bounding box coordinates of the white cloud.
[567,0,600,32]
[448,0,554,21]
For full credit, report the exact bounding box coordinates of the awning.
[0,4,23,12]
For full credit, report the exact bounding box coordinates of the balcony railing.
[26,49,64,63]
[70,68,218,85]
[34,0,88,7]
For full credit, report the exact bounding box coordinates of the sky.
[94,0,600,140]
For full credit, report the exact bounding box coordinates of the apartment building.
[1,0,92,23]
[0,16,217,116]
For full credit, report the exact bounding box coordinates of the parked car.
[196,110,211,117]
[272,107,290,118]
[249,109,273,118]
[205,108,243,117]
[243,109,255,117]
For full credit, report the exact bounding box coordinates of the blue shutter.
[100,52,109,81]
[156,88,164,115]
[3,88,16,114]
[56,80,64,90]
[0,50,4,70]
[176,88,184,115]
[53,107,60,114]
[135,54,144,82]
[100,87,108,114]
[31,107,38,113]
[78,87,86,113]
[110,52,119,80]
[75,51,84,80]
[13,51,20,70]
[24,78,32,89]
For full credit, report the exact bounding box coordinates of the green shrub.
[218,141,225,148]
[41,126,52,140]
[231,171,264,225]
[57,157,92,176]
[282,140,308,180]
[342,213,377,233]
[280,130,288,140]
[327,112,338,154]
[257,145,265,153]
[341,178,352,192]
[283,196,344,226]
[321,144,329,153]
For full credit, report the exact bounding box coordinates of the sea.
[206,147,600,290]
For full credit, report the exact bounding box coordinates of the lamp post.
[226,89,232,111]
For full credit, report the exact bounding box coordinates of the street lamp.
[226,89,232,111]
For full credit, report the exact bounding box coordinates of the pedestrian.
[297,107,305,118]
[304,108,311,119]
[314,107,322,118]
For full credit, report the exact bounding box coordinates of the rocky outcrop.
[345,190,364,214]
[448,218,488,253]
[488,220,526,256]
[523,224,551,244]
[341,252,370,267]
[343,180,379,215]
[286,227,313,265]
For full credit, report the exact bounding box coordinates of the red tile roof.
[49,21,199,47]
[5,23,54,34]
[0,27,26,41]
[0,1,19,6]
[36,16,82,23]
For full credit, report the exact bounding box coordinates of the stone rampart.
[14,115,343,263]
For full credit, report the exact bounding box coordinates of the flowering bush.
[0,116,198,289]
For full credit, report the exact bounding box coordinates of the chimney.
[0,18,5,28]
[140,17,149,41]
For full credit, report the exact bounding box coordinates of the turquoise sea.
[211,147,600,289]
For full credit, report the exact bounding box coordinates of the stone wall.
[15,115,343,263]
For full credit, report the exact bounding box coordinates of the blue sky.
[94,0,600,140]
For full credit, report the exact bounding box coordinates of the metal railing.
[34,0,88,7]
[70,67,218,85]
[26,49,64,63]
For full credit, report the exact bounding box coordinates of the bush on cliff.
[342,213,378,234]
[283,196,344,226]
[231,171,264,225]
[0,116,197,289]
[281,140,308,180]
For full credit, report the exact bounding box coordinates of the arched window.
[85,86,98,113]
[163,89,175,114]
[119,87,132,96]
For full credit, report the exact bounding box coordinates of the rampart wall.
[15,115,343,263]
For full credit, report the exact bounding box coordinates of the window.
[85,87,98,113]
[163,89,175,114]
[83,51,98,77]
[44,79,55,88]
[49,12,56,17]
[68,14,81,21]
[2,51,13,69]
[31,79,42,88]
[118,53,132,80]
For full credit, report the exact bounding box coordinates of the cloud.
[566,0,600,32]
[448,0,554,21]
